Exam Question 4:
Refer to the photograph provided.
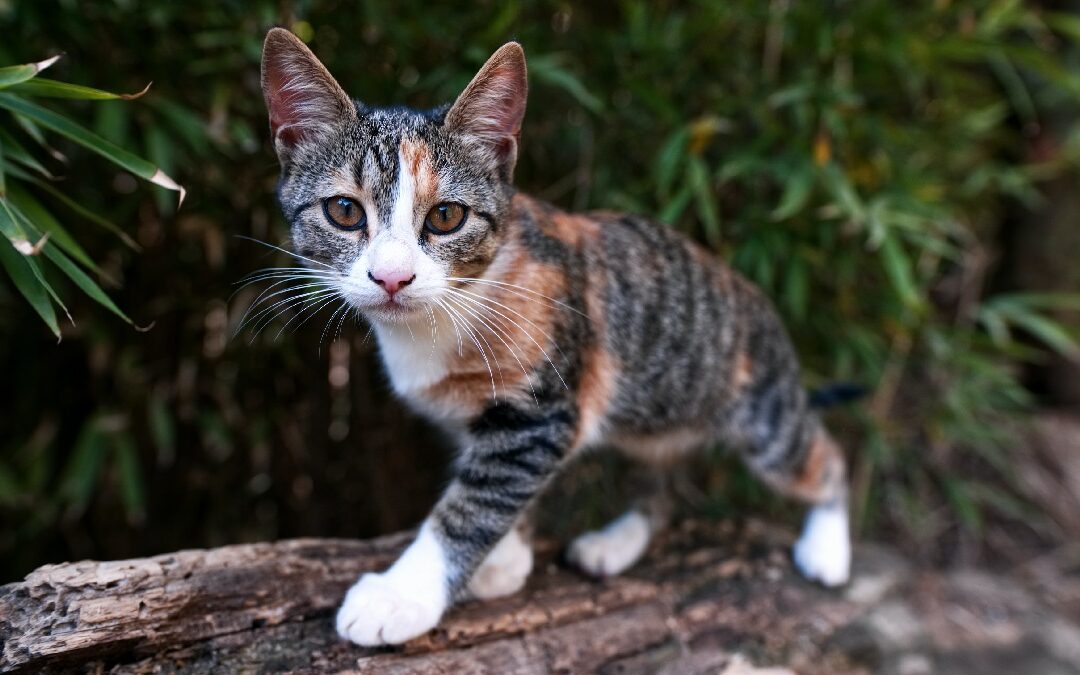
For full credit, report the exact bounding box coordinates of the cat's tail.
[808,382,868,409]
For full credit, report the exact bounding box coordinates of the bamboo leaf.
[113,435,146,524]
[659,185,692,225]
[0,93,185,205]
[771,164,815,221]
[0,235,59,337]
[655,126,688,197]
[988,291,1080,312]
[0,201,70,322]
[7,190,123,316]
[59,420,108,516]
[43,240,131,323]
[880,234,922,311]
[528,56,603,114]
[13,113,67,163]
[688,156,720,245]
[6,186,100,273]
[1007,310,1079,357]
[822,163,865,223]
[9,78,151,100]
[17,173,139,249]
[1046,11,1080,44]
[0,127,56,178]
[148,394,176,465]
[0,55,61,89]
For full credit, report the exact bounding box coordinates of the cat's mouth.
[360,297,426,324]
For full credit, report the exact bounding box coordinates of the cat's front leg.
[335,401,574,646]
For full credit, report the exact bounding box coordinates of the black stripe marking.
[476,447,548,476]
[438,516,500,549]
[469,404,573,436]
[289,201,317,224]
[458,468,520,491]
[465,493,525,515]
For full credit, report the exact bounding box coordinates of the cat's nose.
[367,269,416,296]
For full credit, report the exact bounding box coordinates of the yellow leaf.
[813,132,832,166]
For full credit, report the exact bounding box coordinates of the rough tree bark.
[2,520,1079,674]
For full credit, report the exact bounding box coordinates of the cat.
[260,27,852,647]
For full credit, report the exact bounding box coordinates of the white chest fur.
[373,319,454,397]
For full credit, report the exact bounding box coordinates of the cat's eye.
[323,196,366,230]
[425,202,468,235]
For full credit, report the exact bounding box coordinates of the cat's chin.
[358,301,427,326]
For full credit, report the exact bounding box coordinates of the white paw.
[793,501,851,587]
[568,511,651,577]
[335,572,443,646]
[468,528,533,600]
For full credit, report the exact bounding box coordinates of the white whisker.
[434,299,498,400]
[445,288,568,391]
[237,281,336,335]
[442,295,509,389]
[248,288,340,341]
[447,276,588,318]
[320,299,351,356]
[277,291,344,340]
[234,234,335,269]
[443,295,540,404]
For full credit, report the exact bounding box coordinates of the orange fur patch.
[574,346,616,450]
[788,430,845,503]
[542,210,600,247]
[733,351,753,389]
[424,232,566,411]
[400,138,439,199]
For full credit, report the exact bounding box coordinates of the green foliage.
[1,1,1079,576]
[0,55,182,338]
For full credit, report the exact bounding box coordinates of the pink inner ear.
[447,46,528,160]
[267,91,312,148]
[261,36,352,151]
[478,63,526,139]
[264,56,315,147]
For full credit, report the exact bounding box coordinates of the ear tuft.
[445,42,528,179]
[261,28,355,159]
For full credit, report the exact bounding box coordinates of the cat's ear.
[261,28,355,160]
[445,42,528,179]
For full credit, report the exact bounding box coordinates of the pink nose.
[367,270,416,295]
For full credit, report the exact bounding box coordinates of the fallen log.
[2,519,1078,674]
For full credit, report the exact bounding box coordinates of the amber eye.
[323,196,366,230]
[424,202,468,235]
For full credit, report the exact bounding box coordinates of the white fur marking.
[568,510,651,577]
[335,521,448,646]
[468,528,533,600]
[373,316,456,398]
[390,148,417,237]
[793,500,851,587]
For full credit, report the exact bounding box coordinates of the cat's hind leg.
[467,520,534,600]
[567,471,671,577]
[745,418,851,586]
[786,430,850,586]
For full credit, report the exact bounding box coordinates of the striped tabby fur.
[260,28,852,647]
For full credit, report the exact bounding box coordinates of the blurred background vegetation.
[1,0,1079,582]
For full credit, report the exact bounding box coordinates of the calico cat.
[260,27,852,647]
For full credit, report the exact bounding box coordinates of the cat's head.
[260,28,527,325]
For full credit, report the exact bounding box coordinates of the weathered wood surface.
[3,520,1080,674]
